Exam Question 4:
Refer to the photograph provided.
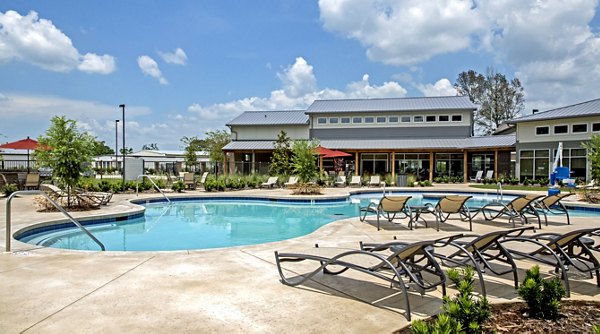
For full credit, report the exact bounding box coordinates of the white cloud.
[0,10,116,74]
[277,57,317,97]
[417,78,457,97]
[159,48,187,65]
[137,55,168,84]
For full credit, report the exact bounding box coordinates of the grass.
[469,184,567,192]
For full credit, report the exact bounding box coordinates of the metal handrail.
[5,190,106,252]
[496,182,503,202]
[136,174,171,203]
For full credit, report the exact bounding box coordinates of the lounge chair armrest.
[504,226,536,238]
[432,233,464,247]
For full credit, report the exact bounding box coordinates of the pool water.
[19,200,359,251]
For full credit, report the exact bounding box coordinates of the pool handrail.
[5,190,106,252]
[136,174,171,204]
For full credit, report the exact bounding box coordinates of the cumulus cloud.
[277,57,317,97]
[318,0,600,109]
[0,10,116,74]
[158,48,188,65]
[417,78,457,97]
[137,55,168,84]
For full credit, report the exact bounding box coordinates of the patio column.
[355,151,359,176]
[494,149,499,179]
[429,152,434,182]
[223,153,228,176]
[391,152,395,179]
[463,151,468,183]
[251,151,255,174]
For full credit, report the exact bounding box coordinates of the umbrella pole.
[27,150,30,174]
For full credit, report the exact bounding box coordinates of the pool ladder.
[5,190,106,252]
[136,174,171,204]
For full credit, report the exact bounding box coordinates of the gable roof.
[306,95,477,114]
[226,110,308,126]
[508,98,600,123]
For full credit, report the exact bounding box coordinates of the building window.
[388,116,399,123]
[593,123,600,132]
[536,126,549,135]
[341,117,350,124]
[554,125,568,134]
[435,153,464,178]
[414,116,424,122]
[438,115,449,122]
[401,116,411,123]
[329,117,339,124]
[426,115,436,122]
[451,115,462,122]
[376,116,387,123]
[352,117,362,124]
[519,149,549,181]
[360,153,388,174]
[364,116,374,123]
[317,117,326,124]
[572,124,587,133]
[553,148,587,180]
[395,153,430,181]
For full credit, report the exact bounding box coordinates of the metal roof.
[508,98,600,123]
[306,96,477,114]
[226,110,309,126]
[222,135,515,151]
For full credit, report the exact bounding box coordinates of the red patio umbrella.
[0,136,42,172]
[322,150,352,158]
[314,145,338,156]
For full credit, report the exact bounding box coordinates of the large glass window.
[552,148,587,179]
[470,153,494,179]
[434,153,463,178]
[361,153,388,175]
[394,153,430,181]
[519,149,549,181]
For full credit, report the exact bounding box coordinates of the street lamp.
[115,119,119,170]
[119,104,125,185]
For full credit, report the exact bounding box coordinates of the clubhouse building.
[223,96,600,183]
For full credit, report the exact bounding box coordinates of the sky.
[1,0,600,151]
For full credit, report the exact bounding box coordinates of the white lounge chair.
[261,176,278,189]
[484,170,494,180]
[334,175,346,187]
[199,172,209,185]
[369,175,383,187]
[470,170,483,183]
[284,176,298,188]
[349,175,362,187]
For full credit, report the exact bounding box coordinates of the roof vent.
[532,109,539,114]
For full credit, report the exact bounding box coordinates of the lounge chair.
[369,175,383,187]
[41,184,103,208]
[334,175,346,187]
[432,226,535,296]
[470,170,483,183]
[473,194,544,228]
[284,176,298,188]
[530,192,574,226]
[261,176,278,188]
[484,170,494,180]
[183,172,196,189]
[349,175,362,187]
[25,173,40,190]
[199,172,209,187]
[275,237,453,321]
[0,173,7,189]
[499,227,600,296]
[432,195,473,231]
[359,195,413,230]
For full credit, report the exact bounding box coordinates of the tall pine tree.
[269,130,292,176]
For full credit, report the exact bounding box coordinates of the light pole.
[120,104,126,185]
[115,119,119,171]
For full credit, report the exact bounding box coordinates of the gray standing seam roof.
[222,135,515,151]
[508,98,600,123]
[226,110,308,126]
[306,95,478,114]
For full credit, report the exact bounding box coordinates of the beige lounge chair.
[25,173,40,190]
[334,175,346,187]
[360,195,413,230]
[183,172,196,189]
[261,176,278,188]
[284,176,298,188]
[432,195,473,231]
[41,184,105,207]
[199,172,209,187]
[369,175,383,187]
[349,175,362,187]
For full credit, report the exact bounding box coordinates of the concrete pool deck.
[1,184,599,333]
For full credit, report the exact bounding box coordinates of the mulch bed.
[396,300,600,333]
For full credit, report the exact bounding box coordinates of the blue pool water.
[17,193,599,251]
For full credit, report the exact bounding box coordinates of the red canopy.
[314,145,337,156]
[323,150,352,158]
[0,137,41,150]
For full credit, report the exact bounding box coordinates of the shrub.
[422,180,432,187]
[410,267,490,334]
[2,183,18,197]
[593,324,600,334]
[171,180,185,193]
[517,265,565,320]
[99,180,112,192]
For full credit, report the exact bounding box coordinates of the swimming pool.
[16,192,599,251]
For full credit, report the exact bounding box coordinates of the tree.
[582,135,600,181]
[269,130,292,176]
[455,67,525,136]
[34,116,95,205]
[181,136,205,171]
[142,143,159,150]
[291,139,318,183]
[203,129,231,162]
[119,147,133,155]
[90,139,114,156]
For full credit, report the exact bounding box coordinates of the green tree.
[90,139,114,156]
[582,134,600,181]
[269,130,292,176]
[119,147,133,155]
[181,136,205,171]
[291,139,318,183]
[34,116,95,205]
[142,143,159,150]
[203,129,231,162]
[455,67,524,136]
